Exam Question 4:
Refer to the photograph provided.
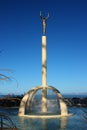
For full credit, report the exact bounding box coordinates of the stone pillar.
[42,36,47,112]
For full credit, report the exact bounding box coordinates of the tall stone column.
[42,36,47,112]
[40,12,49,112]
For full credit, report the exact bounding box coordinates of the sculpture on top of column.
[40,11,49,35]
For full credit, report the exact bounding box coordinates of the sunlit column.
[42,36,47,112]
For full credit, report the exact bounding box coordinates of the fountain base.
[18,86,73,118]
[19,113,73,118]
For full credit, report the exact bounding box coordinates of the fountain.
[18,12,72,118]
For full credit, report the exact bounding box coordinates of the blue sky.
[0,0,87,94]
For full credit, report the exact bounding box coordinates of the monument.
[18,12,72,118]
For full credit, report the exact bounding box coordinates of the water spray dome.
[18,12,73,118]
